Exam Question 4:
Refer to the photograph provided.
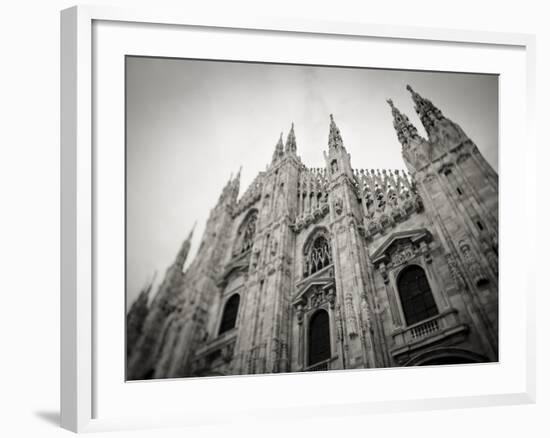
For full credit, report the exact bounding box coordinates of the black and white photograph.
[125,57,499,380]
[2,0,547,435]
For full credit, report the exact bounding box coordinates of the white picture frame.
[60,5,536,433]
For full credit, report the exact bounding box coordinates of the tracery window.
[397,265,438,326]
[234,210,258,255]
[218,294,240,335]
[303,233,332,278]
[308,309,331,366]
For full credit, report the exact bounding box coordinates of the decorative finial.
[406,84,413,93]
[386,98,394,108]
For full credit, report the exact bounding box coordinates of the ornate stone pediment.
[293,277,335,305]
[292,280,336,325]
[371,228,432,267]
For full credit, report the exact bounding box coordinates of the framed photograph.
[61,5,536,433]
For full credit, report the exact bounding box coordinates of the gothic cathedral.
[126,85,498,379]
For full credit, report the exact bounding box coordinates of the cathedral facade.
[126,85,499,380]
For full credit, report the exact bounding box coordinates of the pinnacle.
[186,222,196,242]
[386,94,421,148]
[405,84,444,132]
[276,132,283,149]
[285,122,297,153]
[328,114,344,150]
[272,131,285,162]
[175,225,195,269]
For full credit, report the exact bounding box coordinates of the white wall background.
[0,1,546,437]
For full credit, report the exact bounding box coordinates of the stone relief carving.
[308,285,334,310]
[334,197,343,215]
[445,252,465,289]
[344,293,359,338]
[378,262,389,284]
[419,240,432,264]
[295,300,305,325]
[294,284,336,325]
[392,246,416,266]
[310,289,325,308]
[360,297,372,332]
[459,239,488,287]
[293,204,330,232]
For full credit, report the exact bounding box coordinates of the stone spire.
[406,84,470,150]
[386,98,422,148]
[406,84,444,136]
[272,132,284,162]
[285,122,297,153]
[231,166,242,202]
[328,114,344,150]
[217,172,236,206]
[175,223,196,270]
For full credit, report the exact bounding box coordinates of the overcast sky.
[125,57,498,308]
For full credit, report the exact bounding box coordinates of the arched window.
[304,232,332,278]
[397,265,438,326]
[308,309,331,366]
[219,294,240,335]
[234,210,258,255]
